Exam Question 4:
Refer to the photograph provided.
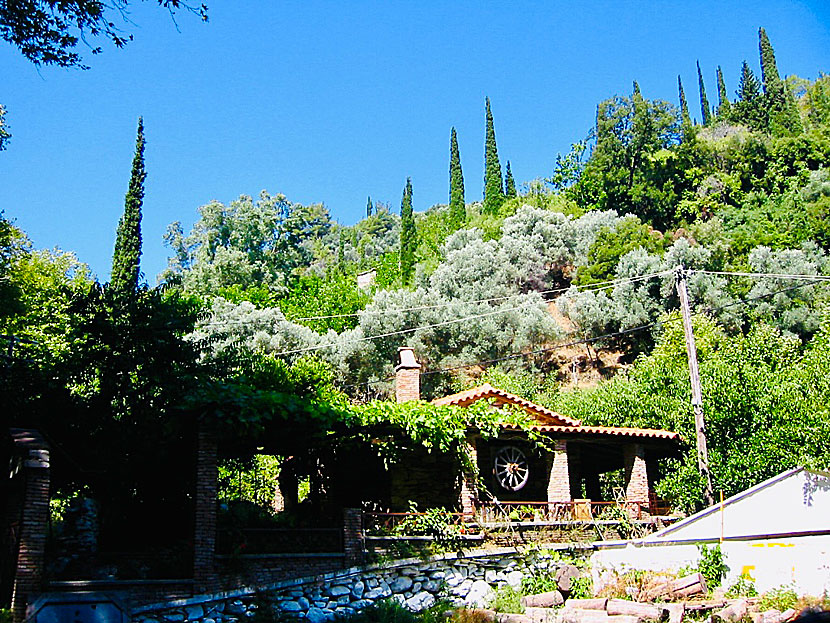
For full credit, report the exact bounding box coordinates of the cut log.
[779,609,796,623]
[561,611,610,623]
[639,579,672,602]
[750,609,797,623]
[606,599,665,621]
[714,599,748,623]
[496,614,531,623]
[525,607,560,623]
[663,603,685,623]
[522,592,565,608]
[557,565,582,593]
[671,573,708,599]
[684,601,726,612]
[564,599,608,611]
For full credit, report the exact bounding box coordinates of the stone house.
[393,347,682,518]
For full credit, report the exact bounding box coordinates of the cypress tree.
[449,127,466,228]
[504,161,517,199]
[716,66,732,118]
[111,116,145,296]
[758,27,802,135]
[483,97,503,215]
[758,27,781,95]
[399,177,416,285]
[678,75,692,126]
[697,61,712,125]
[366,196,373,218]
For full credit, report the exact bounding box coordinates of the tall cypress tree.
[716,66,732,118]
[399,177,416,285]
[697,61,712,125]
[366,196,373,218]
[758,27,781,95]
[111,116,145,296]
[483,97,503,215]
[678,75,692,126]
[759,27,802,135]
[504,161,517,199]
[449,127,466,228]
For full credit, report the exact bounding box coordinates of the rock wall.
[133,547,587,623]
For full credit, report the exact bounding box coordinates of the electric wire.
[337,276,829,391]
[286,270,673,322]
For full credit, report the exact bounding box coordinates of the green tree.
[678,75,692,127]
[449,126,466,228]
[697,61,712,125]
[0,0,208,68]
[0,104,9,151]
[733,60,766,131]
[578,86,680,227]
[504,160,517,198]
[366,196,373,218]
[399,177,416,285]
[716,65,732,118]
[483,97,504,215]
[111,117,145,297]
[759,27,802,135]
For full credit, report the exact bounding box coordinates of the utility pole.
[675,265,715,506]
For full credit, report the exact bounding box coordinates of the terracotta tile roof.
[433,383,581,427]
[498,422,681,441]
[433,383,680,441]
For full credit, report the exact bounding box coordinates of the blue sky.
[2,1,829,282]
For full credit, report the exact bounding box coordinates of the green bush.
[697,544,728,590]
[488,585,524,614]
[759,585,799,612]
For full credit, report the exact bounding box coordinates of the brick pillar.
[342,508,363,566]
[459,435,478,515]
[193,422,218,593]
[547,439,571,503]
[624,443,650,517]
[395,347,421,403]
[10,431,50,623]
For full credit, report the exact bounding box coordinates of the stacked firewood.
[447,573,798,623]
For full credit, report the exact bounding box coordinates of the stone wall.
[133,546,588,623]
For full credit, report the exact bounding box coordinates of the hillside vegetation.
[2,28,830,515]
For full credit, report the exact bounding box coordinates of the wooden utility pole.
[675,265,715,506]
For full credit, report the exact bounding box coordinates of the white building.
[592,467,830,595]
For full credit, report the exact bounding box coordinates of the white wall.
[590,470,830,596]
[592,535,830,595]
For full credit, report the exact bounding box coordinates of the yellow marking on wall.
[750,542,794,547]
[740,565,756,581]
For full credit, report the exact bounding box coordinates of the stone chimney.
[395,347,421,403]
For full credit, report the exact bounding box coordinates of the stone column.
[459,435,478,515]
[10,430,50,623]
[547,440,571,504]
[623,443,650,517]
[342,508,364,566]
[193,421,218,593]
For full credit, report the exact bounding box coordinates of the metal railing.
[363,512,473,536]
[476,500,650,523]
[217,527,343,554]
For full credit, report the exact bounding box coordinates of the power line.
[286,270,673,322]
[337,277,829,391]
[696,270,830,281]
[271,300,545,357]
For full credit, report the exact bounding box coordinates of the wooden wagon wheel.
[494,445,529,491]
